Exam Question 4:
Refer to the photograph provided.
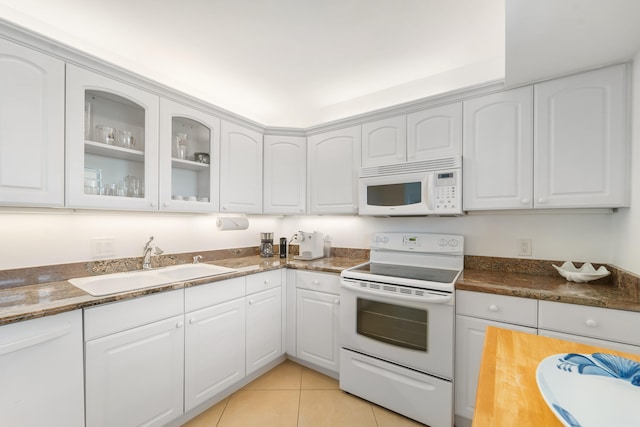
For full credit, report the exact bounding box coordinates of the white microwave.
[358,157,463,216]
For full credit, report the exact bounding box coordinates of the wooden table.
[473,327,640,426]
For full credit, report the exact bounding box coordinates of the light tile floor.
[182,359,426,427]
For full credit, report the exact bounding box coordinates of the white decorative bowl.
[552,261,610,283]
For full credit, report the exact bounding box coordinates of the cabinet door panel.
[159,98,220,212]
[308,126,361,214]
[534,65,628,208]
[0,38,64,206]
[463,87,533,210]
[220,121,263,213]
[362,116,406,167]
[407,102,462,161]
[246,287,282,374]
[85,315,184,427]
[185,298,245,411]
[296,288,340,372]
[0,311,84,426]
[66,64,160,210]
[263,135,306,214]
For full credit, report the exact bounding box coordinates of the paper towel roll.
[216,216,249,231]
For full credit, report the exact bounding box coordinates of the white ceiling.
[0,1,638,128]
[0,0,504,127]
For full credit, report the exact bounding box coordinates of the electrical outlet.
[91,238,115,258]
[517,238,532,257]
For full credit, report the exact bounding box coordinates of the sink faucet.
[142,236,163,270]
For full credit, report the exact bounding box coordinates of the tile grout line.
[296,366,303,427]
[214,397,230,427]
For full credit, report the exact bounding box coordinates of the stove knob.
[374,236,381,243]
[382,236,389,243]
[438,238,447,246]
[448,239,459,247]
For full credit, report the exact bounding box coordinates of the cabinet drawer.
[539,301,640,346]
[246,270,281,295]
[456,290,537,327]
[185,277,245,313]
[296,270,340,294]
[84,289,184,340]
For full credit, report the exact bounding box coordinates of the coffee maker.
[293,231,324,260]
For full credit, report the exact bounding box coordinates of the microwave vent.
[360,156,461,178]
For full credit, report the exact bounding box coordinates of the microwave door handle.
[425,173,435,211]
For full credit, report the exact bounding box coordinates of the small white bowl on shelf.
[552,261,610,283]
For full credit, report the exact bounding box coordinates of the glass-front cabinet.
[159,99,220,212]
[66,64,159,210]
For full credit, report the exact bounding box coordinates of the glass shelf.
[85,140,144,162]
[171,158,210,171]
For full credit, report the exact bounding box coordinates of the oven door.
[340,279,454,380]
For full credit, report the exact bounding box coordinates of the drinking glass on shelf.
[95,125,115,145]
[176,133,188,160]
[117,130,135,149]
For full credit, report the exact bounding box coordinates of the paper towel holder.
[216,215,250,231]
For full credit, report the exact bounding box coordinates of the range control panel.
[371,232,463,254]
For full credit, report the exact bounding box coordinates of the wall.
[1,208,616,271]
[283,212,614,263]
[0,210,282,270]
[612,50,640,273]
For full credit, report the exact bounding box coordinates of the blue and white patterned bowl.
[536,353,640,427]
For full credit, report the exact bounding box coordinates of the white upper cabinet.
[407,102,462,161]
[463,87,534,210]
[159,99,220,212]
[220,120,263,214]
[0,38,64,207]
[66,64,160,210]
[361,115,406,167]
[263,135,306,214]
[307,126,361,214]
[361,103,462,168]
[534,64,628,208]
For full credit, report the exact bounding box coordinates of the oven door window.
[366,182,421,206]
[356,298,427,351]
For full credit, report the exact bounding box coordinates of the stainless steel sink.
[69,264,236,296]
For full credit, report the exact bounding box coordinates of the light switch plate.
[91,238,115,258]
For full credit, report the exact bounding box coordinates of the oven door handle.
[340,279,452,304]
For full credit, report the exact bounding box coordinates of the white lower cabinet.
[295,271,340,372]
[0,310,84,427]
[454,290,538,424]
[184,280,246,412]
[84,290,185,427]
[538,300,640,354]
[246,271,283,375]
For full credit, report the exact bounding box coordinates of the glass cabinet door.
[65,64,159,210]
[159,99,220,212]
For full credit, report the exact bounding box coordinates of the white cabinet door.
[220,120,263,213]
[361,115,406,167]
[246,287,282,374]
[185,297,246,412]
[307,125,361,214]
[463,87,533,210]
[0,38,64,207]
[66,64,160,210]
[296,288,340,372]
[407,102,462,161]
[263,135,306,214]
[159,98,220,212]
[85,315,185,427]
[534,64,628,208]
[0,311,84,427]
[455,315,537,421]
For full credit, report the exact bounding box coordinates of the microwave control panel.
[434,170,461,213]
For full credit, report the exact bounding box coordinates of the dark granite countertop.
[457,256,640,313]
[0,253,369,326]
[2,251,639,327]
